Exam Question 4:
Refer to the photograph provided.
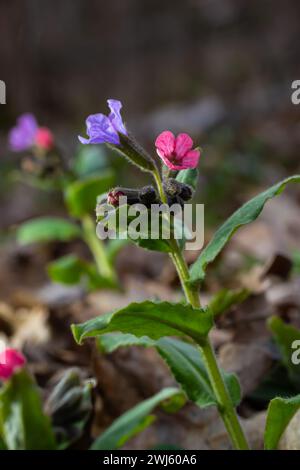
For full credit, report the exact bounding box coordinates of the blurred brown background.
[1,0,300,225]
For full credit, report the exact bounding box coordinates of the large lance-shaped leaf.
[72,301,213,345]
[0,369,56,450]
[65,171,114,217]
[264,394,300,450]
[268,316,300,389]
[17,217,81,245]
[189,175,300,284]
[98,334,241,408]
[91,387,184,450]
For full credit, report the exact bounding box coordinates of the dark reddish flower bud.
[107,189,126,207]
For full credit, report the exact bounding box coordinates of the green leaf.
[264,394,300,449]
[17,217,81,245]
[73,145,109,178]
[97,334,241,408]
[72,301,213,345]
[0,369,56,450]
[189,175,300,284]
[209,288,249,318]
[47,254,116,290]
[65,172,114,217]
[97,204,173,253]
[268,316,300,389]
[47,254,85,285]
[91,387,183,450]
[176,169,199,191]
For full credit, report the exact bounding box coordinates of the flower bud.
[163,178,193,202]
[45,368,94,446]
[107,187,141,207]
[139,185,159,207]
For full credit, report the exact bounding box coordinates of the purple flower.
[9,113,38,152]
[79,99,127,146]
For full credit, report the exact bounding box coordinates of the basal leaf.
[189,176,300,284]
[47,254,116,290]
[65,172,114,217]
[264,394,300,449]
[17,217,81,245]
[91,387,183,450]
[72,301,213,345]
[0,369,56,450]
[97,334,241,408]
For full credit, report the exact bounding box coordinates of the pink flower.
[155,131,200,170]
[0,348,26,381]
[35,127,54,150]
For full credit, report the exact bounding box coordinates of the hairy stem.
[152,167,249,450]
[81,214,115,280]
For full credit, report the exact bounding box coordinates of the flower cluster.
[9,114,54,152]
[79,99,200,171]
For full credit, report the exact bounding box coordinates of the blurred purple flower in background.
[8,113,54,152]
[79,99,127,145]
[9,113,38,151]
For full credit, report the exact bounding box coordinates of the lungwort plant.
[9,112,124,291]
[72,99,300,450]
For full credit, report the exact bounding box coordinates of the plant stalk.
[81,214,115,281]
[152,167,249,450]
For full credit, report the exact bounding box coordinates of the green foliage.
[176,168,198,191]
[73,145,109,178]
[17,217,81,245]
[65,172,114,217]
[189,176,300,285]
[97,204,173,253]
[0,369,56,450]
[91,388,184,450]
[268,316,300,389]
[46,368,94,449]
[292,250,300,275]
[47,254,116,290]
[97,202,191,254]
[209,288,249,318]
[72,300,213,345]
[98,334,241,409]
[264,394,300,449]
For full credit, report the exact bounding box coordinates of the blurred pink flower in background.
[9,113,54,152]
[0,348,26,381]
[155,130,200,170]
